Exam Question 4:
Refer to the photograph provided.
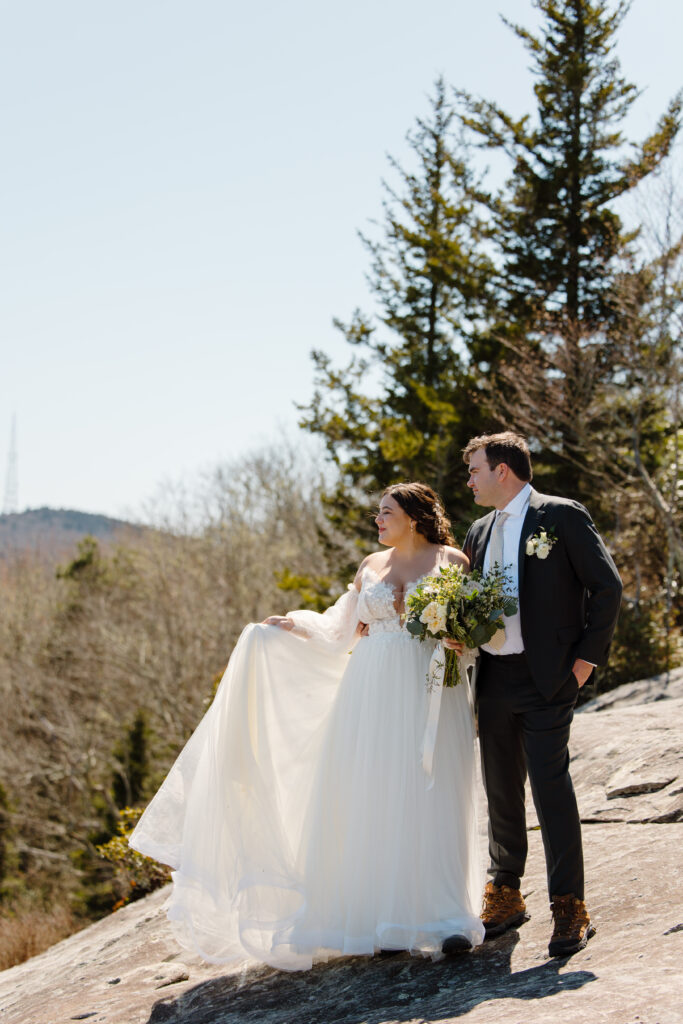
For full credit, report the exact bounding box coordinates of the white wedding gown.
[130,566,484,970]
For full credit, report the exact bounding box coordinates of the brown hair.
[462,432,533,482]
[381,482,454,545]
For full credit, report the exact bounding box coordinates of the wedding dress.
[130,566,485,970]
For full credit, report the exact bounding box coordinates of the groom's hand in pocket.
[572,658,594,688]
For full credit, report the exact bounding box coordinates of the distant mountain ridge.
[0,507,140,560]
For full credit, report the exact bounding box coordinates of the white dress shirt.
[481,483,531,655]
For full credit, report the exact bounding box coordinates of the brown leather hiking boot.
[548,894,596,957]
[480,881,529,938]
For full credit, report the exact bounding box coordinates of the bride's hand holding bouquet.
[404,563,518,688]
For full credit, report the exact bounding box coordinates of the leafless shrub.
[0,897,80,971]
[0,444,345,955]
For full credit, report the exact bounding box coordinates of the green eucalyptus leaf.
[469,624,490,646]
[406,619,424,636]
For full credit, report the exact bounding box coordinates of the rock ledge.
[1,671,681,1024]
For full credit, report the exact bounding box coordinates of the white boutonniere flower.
[525,528,557,560]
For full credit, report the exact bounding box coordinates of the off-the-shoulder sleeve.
[285,584,360,653]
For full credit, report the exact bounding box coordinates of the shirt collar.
[500,482,531,519]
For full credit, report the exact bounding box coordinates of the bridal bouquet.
[405,564,518,687]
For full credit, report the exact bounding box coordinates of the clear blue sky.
[1,0,680,518]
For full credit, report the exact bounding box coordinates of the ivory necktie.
[488,511,509,570]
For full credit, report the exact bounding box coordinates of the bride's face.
[375,495,413,547]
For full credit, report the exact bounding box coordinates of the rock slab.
[1,672,681,1024]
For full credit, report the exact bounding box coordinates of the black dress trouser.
[476,650,584,900]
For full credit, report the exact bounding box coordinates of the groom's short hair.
[463,432,533,482]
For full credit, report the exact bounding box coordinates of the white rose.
[462,581,481,597]
[526,539,536,556]
[536,543,550,559]
[420,601,448,635]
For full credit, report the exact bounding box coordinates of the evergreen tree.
[112,711,151,810]
[457,0,681,501]
[0,782,10,892]
[301,79,494,544]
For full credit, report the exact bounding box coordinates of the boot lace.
[482,885,519,917]
[551,896,581,935]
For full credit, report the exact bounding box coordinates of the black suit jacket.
[463,488,623,699]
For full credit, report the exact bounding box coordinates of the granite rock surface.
[1,670,681,1024]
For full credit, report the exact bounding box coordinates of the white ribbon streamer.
[421,644,478,787]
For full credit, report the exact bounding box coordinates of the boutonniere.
[526,527,557,560]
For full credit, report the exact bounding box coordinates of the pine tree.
[605,202,683,583]
[301,79,494,543]
[112,711,151,810]
[458,0,681,500]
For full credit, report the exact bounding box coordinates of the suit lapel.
[518,488,545,593]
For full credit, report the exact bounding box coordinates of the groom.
[458,432,622,957]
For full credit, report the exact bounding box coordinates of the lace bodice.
[358,567,426,636]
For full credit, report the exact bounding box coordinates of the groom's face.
[467,448,503,507]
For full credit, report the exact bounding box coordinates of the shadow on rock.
[146,933,596,1024]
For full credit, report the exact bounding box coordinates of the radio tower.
[3,415,18,515]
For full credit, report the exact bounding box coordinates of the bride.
[130,482,484,970]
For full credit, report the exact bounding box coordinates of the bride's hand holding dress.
[129,482,484,970]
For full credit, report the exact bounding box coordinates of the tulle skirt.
[130,623,484,970]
